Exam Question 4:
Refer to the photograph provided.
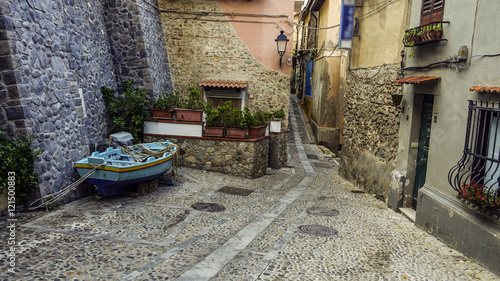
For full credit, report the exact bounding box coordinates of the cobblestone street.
[1,96,498,280]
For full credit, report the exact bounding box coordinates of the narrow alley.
[0,96,497,280]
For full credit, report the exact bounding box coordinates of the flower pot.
[175,108,203,121]
[225,128,247,139]
[392,94,403,107]
[204,126,224,137]
[269,120,282,132]
[152,108,174,119]
[248,125,267,139]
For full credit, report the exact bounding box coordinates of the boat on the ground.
[75,141,177,196]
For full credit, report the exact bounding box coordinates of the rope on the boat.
[120,142,180,179]
[28,162,107,211]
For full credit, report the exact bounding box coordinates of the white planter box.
[144,121,203,137]
[269,120,281,132]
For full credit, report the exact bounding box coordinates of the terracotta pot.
[204,126,224,137]
[248,125,267,139]
[225,128,247,139]
[152,109,174,119]
[175,108,203,121]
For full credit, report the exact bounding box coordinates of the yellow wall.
[351,0,409,67]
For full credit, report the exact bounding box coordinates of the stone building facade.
[0,0,172,202]
[339,65,402,201]
[158,0,291,128]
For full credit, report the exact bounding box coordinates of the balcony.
[402,21,449,47]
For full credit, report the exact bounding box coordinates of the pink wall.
[218,0,294,75]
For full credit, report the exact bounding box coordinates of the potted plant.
[176,86,206,122]
[151,91,181,119]
[270,109,285,132]
[204,105,227,137]
[245,108,268,139]
[224,106,247,138]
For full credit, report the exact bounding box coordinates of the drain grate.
[217,186,254,196]
[307,154,319,160]
[191,202,226,212]
[351,190,366,194]
[306,207,340,217]
[298,225,338,237]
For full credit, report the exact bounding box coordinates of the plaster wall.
[396,0,500,200]
[218,0,294,75]
[351,0,408,68]
[391,1,500,270]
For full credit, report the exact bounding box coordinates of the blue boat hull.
[75,141,176,196]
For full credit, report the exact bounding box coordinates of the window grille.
[448,100,500,218]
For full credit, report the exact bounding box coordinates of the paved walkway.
[1,96,499,280]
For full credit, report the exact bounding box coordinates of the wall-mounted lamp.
[275,30,289,68]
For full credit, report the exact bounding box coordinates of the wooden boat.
[75,141,177,196]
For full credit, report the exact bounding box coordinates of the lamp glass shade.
[275,30,289,56]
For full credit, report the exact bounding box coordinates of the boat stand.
[123,179,159,198]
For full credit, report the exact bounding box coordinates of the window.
[205,89,244,110]
[448,101,500,217]
[421,0,444,25]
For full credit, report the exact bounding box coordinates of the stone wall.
[158,0,290,129]
[0,0,172,203]
[103,0,173,95]
[339,64,402,201]
[269,131,288,169]
[144,134,270,178]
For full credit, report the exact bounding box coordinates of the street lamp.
[275,30,289,68]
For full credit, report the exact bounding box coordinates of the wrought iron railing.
[448,100,500,218]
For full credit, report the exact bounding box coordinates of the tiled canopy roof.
[470,86,500,93]
[395,76,441,84]
[199,79,247,89]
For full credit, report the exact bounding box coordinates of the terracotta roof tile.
[199,79,247,89]
[395,76,440,84]
[470,86,500,93]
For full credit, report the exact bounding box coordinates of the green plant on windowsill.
[273,109,286,119]
[152,91,182,110]
[223,106,247,129]
[457,182,500,211]
[182,87,207,110]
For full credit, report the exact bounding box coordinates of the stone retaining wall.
[339,64,402,200]
[145,134,271,178]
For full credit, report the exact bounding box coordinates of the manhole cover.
[351,190,365,194]
[298,225,338,237]
[191,202,226,212]
[314,162,332,168]
[307,154,319,160]
[217,186,254,196]
[306,207,340,217]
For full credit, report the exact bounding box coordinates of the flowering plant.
[457,182,500,210]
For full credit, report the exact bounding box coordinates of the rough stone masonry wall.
[0,0,117,200]
[144,135,270,178]
[0,0,172,203]
[103,0,173,95]
[269,131,288,169]
[158,0,290,129]
[339,64,402,201]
